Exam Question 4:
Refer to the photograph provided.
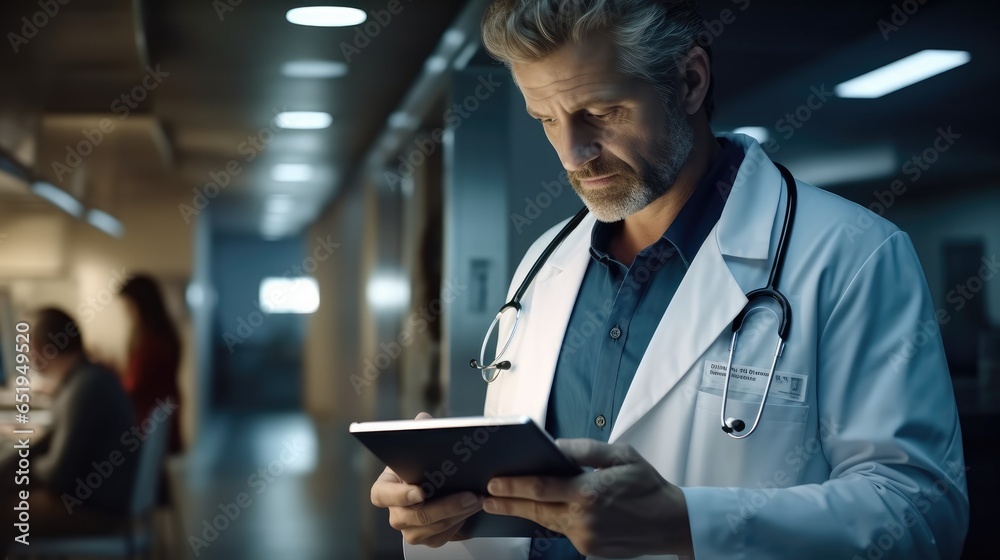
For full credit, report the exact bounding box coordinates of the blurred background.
[0,0,997,558]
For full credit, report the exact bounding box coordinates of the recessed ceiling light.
[286,6,367,27]
[271,163,314,182]
[275,111,333,129]
[835,49,971,99]
[281,60,348,79]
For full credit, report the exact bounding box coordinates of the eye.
[586,108,618,120]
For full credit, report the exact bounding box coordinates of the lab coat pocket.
[685,389,808,488]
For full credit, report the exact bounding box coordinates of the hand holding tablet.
[355,413,581,540]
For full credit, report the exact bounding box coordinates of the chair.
[10,420,171,560]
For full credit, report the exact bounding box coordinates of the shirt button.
[609,326,622,339]
[595,415,607,428]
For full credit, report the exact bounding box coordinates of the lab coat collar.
[512,212,596,426]
[714,132,783,261]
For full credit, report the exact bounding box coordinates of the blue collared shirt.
[531,137,744,559]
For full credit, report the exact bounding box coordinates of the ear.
[679,46,711,116]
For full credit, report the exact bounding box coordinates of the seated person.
[1,308,139,556]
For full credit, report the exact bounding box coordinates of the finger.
[403,511,476,548]
[414,411,433,420]
[555,438,639,468]
[487,475,577,502]
[371,467,425,508]
[482,497,571,533]
[391,492,483,528]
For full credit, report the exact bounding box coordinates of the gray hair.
[481,0,714,120]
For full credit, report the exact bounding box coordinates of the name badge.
[701,360,808,403]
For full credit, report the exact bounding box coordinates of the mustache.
[570,159,635,181]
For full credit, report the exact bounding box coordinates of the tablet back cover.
[352,417,580,538]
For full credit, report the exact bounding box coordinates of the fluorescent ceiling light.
[286,6,366,27]
[367,274,410,310]
[85,208,125,238]
[31,181,83,217]
[271,163,314,182]
[835,49,971,99]
[281,60,348,79]
[260,277,320,314]
[425,56,448,74]
[733,126,770,144]
[275,111,333,129]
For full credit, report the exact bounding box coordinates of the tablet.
[350,415,581,538]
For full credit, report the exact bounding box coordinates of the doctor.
[370,0,969,558]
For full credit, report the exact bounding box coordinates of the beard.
[568,102,695,223]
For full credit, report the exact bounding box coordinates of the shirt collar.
[590,136,744,266]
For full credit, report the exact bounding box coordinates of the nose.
[558,121,602,172]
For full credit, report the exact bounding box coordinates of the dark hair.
[34,307,84,355]
[119,274,180,350]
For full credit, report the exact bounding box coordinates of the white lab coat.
[404,133,969,559]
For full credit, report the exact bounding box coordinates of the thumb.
[555,439,639,468]
[414,411,433,420]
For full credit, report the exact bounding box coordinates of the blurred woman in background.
[119,274,183,454]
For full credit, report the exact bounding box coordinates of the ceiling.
[0,0,471,236]
[1,0,997,237]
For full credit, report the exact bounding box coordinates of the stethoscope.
[471,162,798,439]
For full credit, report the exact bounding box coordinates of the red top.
[122,332,182,454]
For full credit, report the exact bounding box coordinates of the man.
[371,1,969,558]
[1,308,138,557]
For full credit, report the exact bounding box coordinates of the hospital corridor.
[0,0,998,559]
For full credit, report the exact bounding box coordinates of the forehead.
[511,35,635,105]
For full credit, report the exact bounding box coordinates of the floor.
[162,412,393,560]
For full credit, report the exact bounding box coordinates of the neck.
[609,127,719,266]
